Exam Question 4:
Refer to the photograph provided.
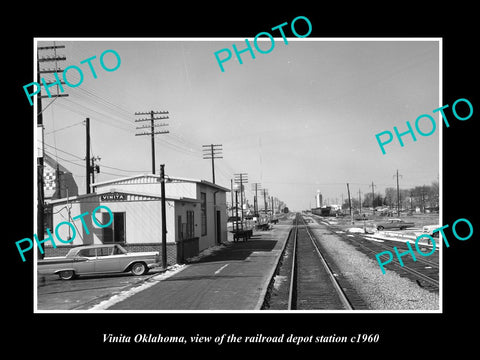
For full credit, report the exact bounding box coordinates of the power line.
[43,142,83,161]
[44,120,84,135]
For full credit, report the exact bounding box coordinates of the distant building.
[43,153,78,201]
[43,153,79,231]
[315,190,323,208]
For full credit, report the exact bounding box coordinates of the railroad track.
[287,214,354,310]
[310,215,439,292]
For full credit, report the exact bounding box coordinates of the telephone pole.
[251,183,262,217]
[90,156,101,185]
[234,173,248,229]
[262,188,269,215]
[202,144,223,184]
[84,118,101,193]
[358,189,362,214]
[37,44,69,103]
[160,164,167,268]
[369,182,375,209]
[36,43,68,259]
[230,179,234,218]
[85,117,91,193]
[135,110,169,174]
[394,170,403,216]
[346,183,353,223]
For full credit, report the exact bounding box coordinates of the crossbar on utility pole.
[202,144,223,184]
[135,110,169,174]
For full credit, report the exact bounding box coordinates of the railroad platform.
[106,223,292,310]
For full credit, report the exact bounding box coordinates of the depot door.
[102,212,126,243]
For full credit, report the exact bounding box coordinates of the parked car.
[423,224,440,238]
[37,244,160,280]
[375,218,415,231]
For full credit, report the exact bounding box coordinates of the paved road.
[108,225,291,310]
[37,269,165,310]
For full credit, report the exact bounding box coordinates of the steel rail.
[299,215,354,310]
[349,234,439,288]
[310,215,439,288]
[287,215,298,310]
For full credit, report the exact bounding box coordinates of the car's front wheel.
[377,226,384,231]
[131,262,148,276]
[58,270,75,280]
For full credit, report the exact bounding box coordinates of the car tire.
[400,226,405,230]
[58,270,75,280]
[377,226,384,231]
[131,262,148,276]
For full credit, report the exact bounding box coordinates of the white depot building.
[49,174,230,265]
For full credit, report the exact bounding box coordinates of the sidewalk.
[105,223,291,311]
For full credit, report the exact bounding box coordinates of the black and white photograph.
[32,38,441,313]
[7,7,478,354]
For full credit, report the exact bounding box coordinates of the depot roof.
[48,190,201,205]
[91,173,230,192]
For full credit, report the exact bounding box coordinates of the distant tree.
[342,197,360,210]
[384,187,396,208]
[429,180,439,209]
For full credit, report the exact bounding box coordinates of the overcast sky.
[36,38,440,211]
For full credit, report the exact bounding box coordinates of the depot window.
[201,192,207,236]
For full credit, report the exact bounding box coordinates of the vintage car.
[423,224,440,238]
[375,218,415,231]
[37,244,160,280]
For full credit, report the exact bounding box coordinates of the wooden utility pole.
[135,110,169,174]
[263,188,268,215]
[36,43,67,259]
[202,144,223,184]
[251,183,262,217]
[234,173,248,230]
[346,183,353,224]
[160,164,167,268]
[90,157,101,185]
[358,189,362,214]
[230,179,234,219]
[85,117,91,193]
[370,182,375,209]
[84,118,101,193]
[394,170,403,216]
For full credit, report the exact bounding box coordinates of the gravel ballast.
[310,224,440,311]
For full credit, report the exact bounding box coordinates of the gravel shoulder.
[310,224,439,311]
